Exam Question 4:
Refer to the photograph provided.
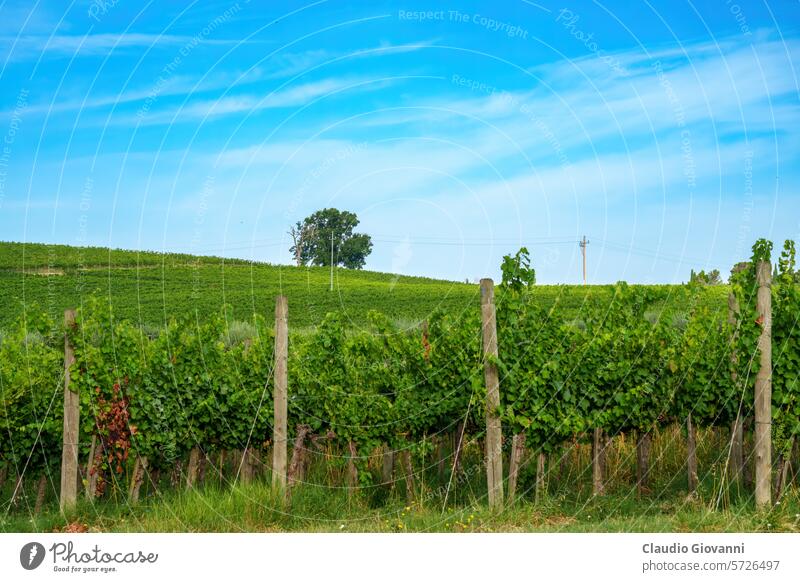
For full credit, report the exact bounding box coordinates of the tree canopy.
[289,208,373,269]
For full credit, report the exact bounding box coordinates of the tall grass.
[2,426,798,533]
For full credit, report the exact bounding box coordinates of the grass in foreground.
[4,478,799,533]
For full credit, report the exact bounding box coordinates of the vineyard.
[1,239,799,532]
[0,241,728,329]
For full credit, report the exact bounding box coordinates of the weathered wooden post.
[129,456,149,503]
[60,309,79,512]
[186,447,201,489]
[754,260,772,508]
[480,278,503,509]
[272,295,288,495]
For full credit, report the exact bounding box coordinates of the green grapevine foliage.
[1,240,798,504]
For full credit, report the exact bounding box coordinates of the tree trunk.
[636,430,652,493]
[129,456,148,503]
[535,451,546,503]
[401,449,415,503]
[288,425,311,488]
[687,415,698,494]
[592,428,605,495]
[507,433,526,504]
[34,474,48,514]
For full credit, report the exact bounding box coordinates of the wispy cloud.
[1,40,436,119]
[353,32,799,166]
[128,76,395,126]
[0,32,257,60]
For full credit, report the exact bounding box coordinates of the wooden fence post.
[60,309,79,513]
[272,295,288,495]
[754,260,772,508]
[129,456,149,503]
[186,447,201,489]
[480,278,503,509]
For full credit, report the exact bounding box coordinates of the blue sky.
[0,0,798,284]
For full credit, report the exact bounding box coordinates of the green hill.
[0,241,728,329]
[0,241,481,329]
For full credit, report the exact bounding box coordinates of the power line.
[164,234,719,271]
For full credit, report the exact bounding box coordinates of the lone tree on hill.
[289,208,373,269]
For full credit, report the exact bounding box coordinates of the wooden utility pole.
[480,278,503,509]
[273,295,289,495]
[754,260,772,508]
[60,309,79,512]
[579,236,589,285]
